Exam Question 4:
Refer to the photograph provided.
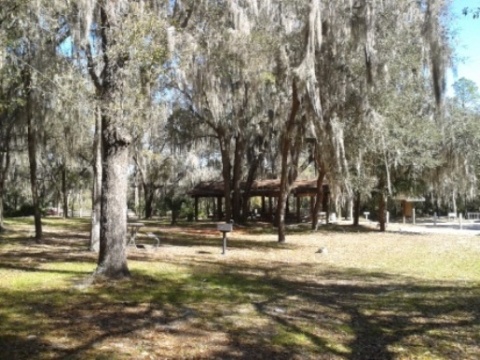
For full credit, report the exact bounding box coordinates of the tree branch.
[85,43,102,92]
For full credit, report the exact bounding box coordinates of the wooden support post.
[269,197,273,221]
[194,197,199,222]
[217,196,223,221]
[310,196,315,220]
[296,196,301,223]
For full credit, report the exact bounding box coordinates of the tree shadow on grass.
[0,235,33,248]
[0,264,479,359]
[145,260,480,359]
[261,275,480,360]
[0,334,58,360]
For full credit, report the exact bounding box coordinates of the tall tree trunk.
[241,154,263,223]
[232,136,245,223]
[143,184,155,219]
[452,190,457,215]
[27,113,42,241]
[89,2,132,279]
[311,164,326,230]
[219,131,232,222]
[378,191,386,232]
[0,108,13,231]
[90,111,102,252]
[171,203,180,225]
[348,197,354,221]
[277,80,301,243]
[0,187,4,231]
[0,179,4,230]
[0,144,10,231]
[378,176,386,232]
[171,210,178,225]
[353,191,361,226]
[133,158,152,219]
[62,163,69,218]
[96,118,131,278]
[24,69,42,242]
[134,172,140,216]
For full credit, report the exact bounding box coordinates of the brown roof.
[189,179,327,198]
[188,181,225,197]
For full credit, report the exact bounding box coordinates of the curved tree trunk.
[277,80,301,243]
[241,154,263,223]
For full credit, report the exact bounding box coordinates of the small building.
[393,194,425,224]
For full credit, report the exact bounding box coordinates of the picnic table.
[126,222,160,248]
[126,222,145,247]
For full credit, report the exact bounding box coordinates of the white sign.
[217,223,233,232]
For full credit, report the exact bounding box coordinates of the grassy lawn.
[0,217,479,359]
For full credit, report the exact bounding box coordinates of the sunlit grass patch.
[0,262,93,290]
[272,326,318,348]
[3,217,35,227]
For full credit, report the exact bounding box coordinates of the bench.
[133,233,160,249]
[467,212,480,220]
[147,232,160,247]
[448,212,456,221]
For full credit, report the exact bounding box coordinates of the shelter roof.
[392,194,426,202]
[188,181,224,197]
[189,179,327,198]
